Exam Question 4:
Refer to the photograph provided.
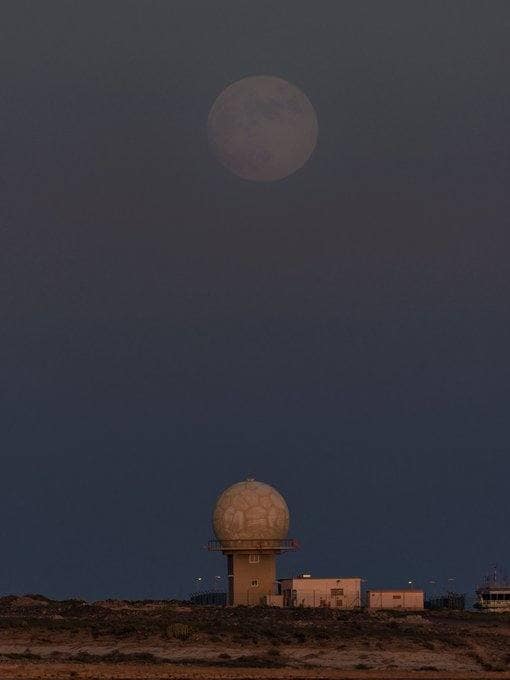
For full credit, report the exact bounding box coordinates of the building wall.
[227,552,277,606]
[263,594,284,607]
[366,590,424,610]
[280,577,361,608]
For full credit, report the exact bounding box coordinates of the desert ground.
[0,596,509,679]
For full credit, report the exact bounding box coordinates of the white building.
[366,589,424,610]
[475,586,510,613]
[279,574,362,608]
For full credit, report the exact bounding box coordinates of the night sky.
[2,1,509,600]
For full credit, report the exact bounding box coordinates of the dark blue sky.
[1,1,509,600]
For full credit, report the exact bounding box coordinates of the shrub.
[166,623,192,641]
[267,647,280,656]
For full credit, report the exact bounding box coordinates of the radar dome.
[213,478,290,541]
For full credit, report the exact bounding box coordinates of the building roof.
[279,576,362,581]
[367,588,424,593]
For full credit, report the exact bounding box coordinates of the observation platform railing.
[207,538,299,552]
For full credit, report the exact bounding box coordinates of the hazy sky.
[1,1,509,600]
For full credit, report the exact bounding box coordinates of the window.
[392,595,402,600]
[248,554,260,564]
[336,598,343,607]
[331,588,344,596]
[251,579,259,587]
[490,592,510,601]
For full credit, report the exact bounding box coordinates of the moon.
[207,75,318,182]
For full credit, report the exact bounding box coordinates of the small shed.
[366,589,424,610]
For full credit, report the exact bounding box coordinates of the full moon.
[207,75,318,182]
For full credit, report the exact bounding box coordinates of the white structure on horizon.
[279,574,362,609]
[208,478,298,606]
[366,588,424,610]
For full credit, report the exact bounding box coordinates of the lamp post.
[406,580,414,607]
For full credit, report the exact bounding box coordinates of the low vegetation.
[0,595,509,672]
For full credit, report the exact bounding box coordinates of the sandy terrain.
[0,596,509,679]
[1,662,510,680]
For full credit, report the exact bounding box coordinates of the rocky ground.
[0,595,509,679]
